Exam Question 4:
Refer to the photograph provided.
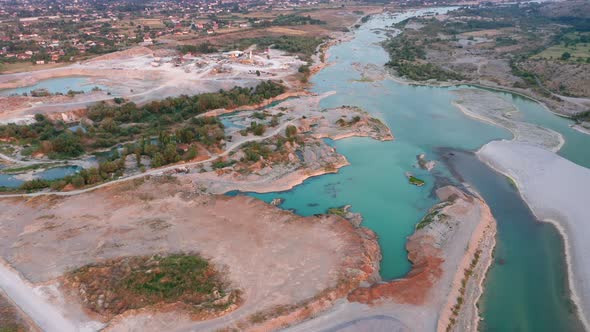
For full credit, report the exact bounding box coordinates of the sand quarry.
[0,46,305,123]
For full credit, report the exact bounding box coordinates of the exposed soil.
[0,176,381,331]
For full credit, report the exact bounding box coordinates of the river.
[246,8,588,331]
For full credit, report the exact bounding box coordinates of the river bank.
[478,140,590,330]
[284,185,496,332]
[451,89,564,152]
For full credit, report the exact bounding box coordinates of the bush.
[20,179,50,191]
[285,125,298,138]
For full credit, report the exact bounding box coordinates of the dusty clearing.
[0,176,379,331]
[0,48,305,122]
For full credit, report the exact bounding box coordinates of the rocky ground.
[0,47,305,123]
[519,60,590,98]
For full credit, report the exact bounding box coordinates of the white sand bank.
[478,140,590,329]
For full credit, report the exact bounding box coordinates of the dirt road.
[0,260,87,332]
[0,119,294,198]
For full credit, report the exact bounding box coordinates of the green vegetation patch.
[241,141,272,163]
[532,42,590,62]
[382,34,463,81]
[408,175,425,187]
[177,42,218,54]
[271,14,326,26]
[0,81,286,192]
[327,206,347,217]
[336,115,361,127]
[416,202,450,230]
[0,81,284,160]
[387,60,464,82]
[66,254,239,317]
[573,110,590,123]
[235,36,324,63]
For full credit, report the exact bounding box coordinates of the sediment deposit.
[478,140,590,329]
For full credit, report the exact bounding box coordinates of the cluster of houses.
[0,32,125,64]
[0,0,328,66]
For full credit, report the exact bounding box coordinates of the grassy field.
[533,43,590,61]
[0,61,68,74]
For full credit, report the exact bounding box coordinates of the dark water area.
[438,148,585,332]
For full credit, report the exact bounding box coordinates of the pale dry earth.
[0,177,380,331]
[0,47,305,122]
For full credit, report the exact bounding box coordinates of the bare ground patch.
[0,177,380,331]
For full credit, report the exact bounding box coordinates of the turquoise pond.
[0,76,109,96]
[241,8,589,331]
[0,165,81,188]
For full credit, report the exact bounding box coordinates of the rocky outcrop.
[309,106,394,142]
[327,205,363,227]
[417,153,436,171]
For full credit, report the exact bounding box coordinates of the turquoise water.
[442,150,584,332]
[37,165,81,180]
[0,77,108,96]
[0,174,23,188]
[244,8,588,331]
[250,8,509,279]
[505,94,590,168]
[0,165,81,188]
[219,112,247,130]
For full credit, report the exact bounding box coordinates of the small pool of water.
[0,174,24,188]
[37,165,81,180]
[219,113,247,130]
[0,76,109,96]
[68,125,87,133]
[0,165,81,188]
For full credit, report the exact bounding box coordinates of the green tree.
[152,152,165,168]
[285,125,298,138]
[50,133,84,158]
